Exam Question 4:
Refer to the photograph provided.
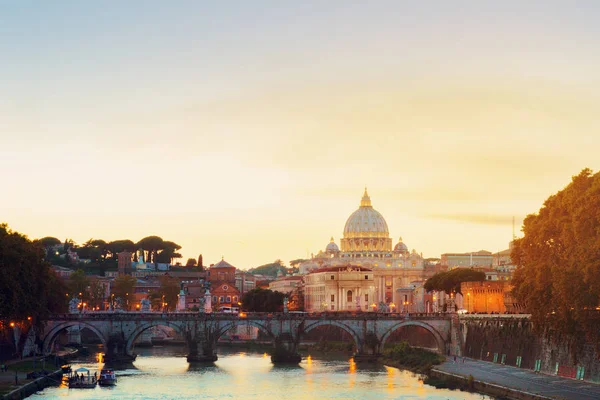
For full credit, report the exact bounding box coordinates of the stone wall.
[461,318,600,383]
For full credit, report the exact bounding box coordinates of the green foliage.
[512,169,600,345]
[37,237,62,248]
[68,269,90,299]
[248,260,285,277]
[241,288,285,312]
[112,275,136,310]
[0,224,67,325]
[382,341,445,373]
[424,268,486,294]
[185,258,197,267]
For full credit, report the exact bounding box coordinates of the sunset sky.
[2,2,600,268]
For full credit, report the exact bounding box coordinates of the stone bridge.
[42,312,456,363]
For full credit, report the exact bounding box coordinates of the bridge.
[41,312,456,363]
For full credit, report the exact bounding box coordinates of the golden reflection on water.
[38,349,494,400]
[348,357,356,374]
[385,365,396,392]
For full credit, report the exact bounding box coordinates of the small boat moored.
[68,367,96,389]
[98,368,117,386]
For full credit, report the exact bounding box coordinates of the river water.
[33,346,492,399]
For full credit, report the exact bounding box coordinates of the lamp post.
[467,292,471,313]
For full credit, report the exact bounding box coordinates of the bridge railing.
[47,311,455,321]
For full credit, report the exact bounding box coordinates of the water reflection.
[33,346,494,400]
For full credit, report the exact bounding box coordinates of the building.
[297,189,435,308]
[460,281,507,313]
[304,265,375,312]
[235,270,256,295]
[269,276,303,294]
[207,259,236,285]
[207,259,240,309]
[440,250,493,269]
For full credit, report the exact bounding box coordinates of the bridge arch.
[125,321,186,355]
[216,320,274,342]
[302,320,362,352]
[380,321,446,354]
[43,321,107,354]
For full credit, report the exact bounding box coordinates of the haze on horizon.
[2,1,600,268]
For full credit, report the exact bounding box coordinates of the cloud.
[424,213,523,226]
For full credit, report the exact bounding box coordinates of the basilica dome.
[394,237,408,253]
[341,189,392,253]
[343,189,389,238]
[326,237,340,253]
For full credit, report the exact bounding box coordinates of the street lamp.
[467,292,471,313]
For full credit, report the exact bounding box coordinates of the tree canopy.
[512,169,600,344]
[241,288,285,312]
[424,268,486,294]
[0,224,67,325]
[248,260,286,277]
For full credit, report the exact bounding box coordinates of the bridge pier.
[186,338,218,363]
[271,334,301,364]
[66,326,82,346]
[104,334,137,364]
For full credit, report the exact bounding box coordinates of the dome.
[326,237,340,253]
[394,237,408,253]
[343,188,389,239]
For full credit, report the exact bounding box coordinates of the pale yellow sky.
[2,2,600,268]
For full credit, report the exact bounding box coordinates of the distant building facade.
[303,266,375,312]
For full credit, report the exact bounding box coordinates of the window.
[219,296,224,302]
[213,296,217,303]
[331,304,335,311]
[364,275,368,280]
[331,275,335,280]
[223,285,228,290]
[226,296,231,302]
[365,294,368,302]
[347,290,353,302]
[331,294,335,302]
[233,296,238,303]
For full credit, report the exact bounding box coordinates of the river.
[33,346,493,399]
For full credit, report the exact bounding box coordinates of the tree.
[38,237,61,248]
[197,254,203,269]
[512,169,600,345]
[112,275,136,310]
[424,268,486,294]
[106,240,135,260]
[185,258,197,267]
[159,275,180,311]
[136,236,164,263]
[69,269,90,300]
[88,278,106,310]
[241,288,285,312]
[248,260,287,277]
[0,224,67,358]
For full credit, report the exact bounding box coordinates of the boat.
[68,367,96,389]
[98,368,117,386]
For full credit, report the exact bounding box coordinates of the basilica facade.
[300,189,435,311]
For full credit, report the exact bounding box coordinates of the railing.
[47,311,454,321]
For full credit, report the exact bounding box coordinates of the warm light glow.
[27,316,31,321]
[348,357,356,374]
[10,322,15,327]
[239,312,247,318]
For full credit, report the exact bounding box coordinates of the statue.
[140,298,151,312]
[283,296,289,313]
[69,297,81,314]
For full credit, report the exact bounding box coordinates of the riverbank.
[1,369,62,400]
[380,342,445,374]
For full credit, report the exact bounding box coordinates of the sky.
[2,1,600,268]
